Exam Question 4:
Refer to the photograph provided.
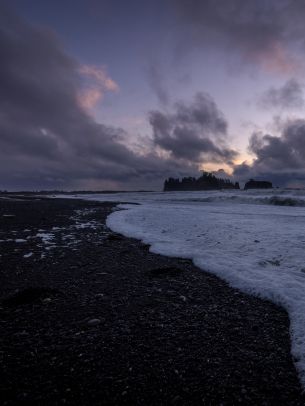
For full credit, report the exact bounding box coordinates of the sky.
[2,0,305,190]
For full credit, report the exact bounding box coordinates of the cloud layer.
[0,5,237,190]
[173,0,305,74]
[150,93,237,164]
[258,79,305,110]
[0,6,173,189]
[234,119,305,186]
[147,63,170,106]
[3,3,305,190]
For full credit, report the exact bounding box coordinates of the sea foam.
[61,189,305,386]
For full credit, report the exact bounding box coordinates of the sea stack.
[163,172,240,192]
[244,179,273,190]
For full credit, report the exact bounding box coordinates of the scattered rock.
[107,234,123,241]
[87,318,101,326]
[149,267,183,277]
[2,287,59,307]
[0,197,304,405]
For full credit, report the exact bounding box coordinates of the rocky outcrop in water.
[164,172,240,191]
[244,179,272,190]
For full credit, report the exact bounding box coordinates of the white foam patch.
[74,221,97,229]
[36,232,54,244]
[106,200,305,386]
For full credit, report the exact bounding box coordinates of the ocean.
[64,188,305,385]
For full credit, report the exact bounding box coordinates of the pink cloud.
[79,64,119,91]
[250,42,302,75]
[77,88,103,111]
[78,64,119,112]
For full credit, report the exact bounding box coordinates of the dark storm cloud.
[258,79,304,110]
[172,0,305,73]
[150,92,237,164]
[0,5,202,190]
[233,119,305,186]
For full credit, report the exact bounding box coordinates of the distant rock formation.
[164,172,240,192]
[244,179,272,190]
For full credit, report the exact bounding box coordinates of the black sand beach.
[0,196,304,405]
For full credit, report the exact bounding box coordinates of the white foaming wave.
[175,195,305,207]
[104,199,305,388]
[57,188,305,207]
[56,188,305,387]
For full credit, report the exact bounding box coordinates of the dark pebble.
[0,195,304,405]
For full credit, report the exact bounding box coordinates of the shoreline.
[0,197,304,404]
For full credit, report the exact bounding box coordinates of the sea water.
[65,188,305,386]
